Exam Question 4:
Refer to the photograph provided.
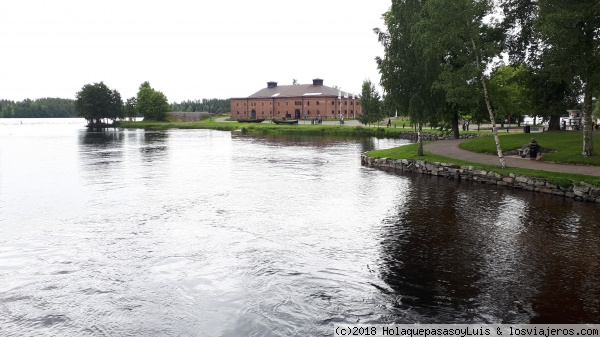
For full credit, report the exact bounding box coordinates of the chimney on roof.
[267,81,278,88]
[312,78,324,86]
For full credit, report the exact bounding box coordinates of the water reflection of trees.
[378,175,498,322]
[518,196,600,323]
[78,129,125,171]
[138,131,169,162]
[377,175,600,323]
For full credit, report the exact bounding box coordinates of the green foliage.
[75,82,123,124]
[488,64,533,124]
[135,82,170,121]
[124,97,137,120]
[170,98,230,114]
[375,0,444,124]
[502,0,600,155]
[357,79,383,126]
[0,98,76,118]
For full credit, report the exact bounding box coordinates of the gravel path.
[424,139,600,176]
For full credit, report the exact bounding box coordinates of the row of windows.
[236,100,359,107]
[235,110,356,115]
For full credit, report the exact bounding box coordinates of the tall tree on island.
[357,79,383,127]
[75,82,123,125]
[136,81,170,121]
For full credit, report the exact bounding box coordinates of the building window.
[331,110,334,114]
[236,103,239,106]
[307,102,310,106]
[331,101,334,105]
[244,103,246,106]
[316,101,320,105]
[351,102,354,105]
[344,101,347,105]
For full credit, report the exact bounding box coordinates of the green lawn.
[367,143,600,186]
[459,130,600,166]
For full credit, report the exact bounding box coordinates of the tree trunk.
[471,38,505,168]
[481,75,506,168]
[582,86,595,156]
[452,111,460,139]
[548,115,561,131]
[417,122,423,156]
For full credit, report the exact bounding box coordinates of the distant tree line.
[0,98,76,118]
[170,99,230,114]
[2,89,230,121]
[75,81,230,124]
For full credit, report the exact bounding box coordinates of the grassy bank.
[117,118,460,138]
[459,130,600,166]
[368,143,600,186]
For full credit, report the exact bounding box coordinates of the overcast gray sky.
[1,0,390,103]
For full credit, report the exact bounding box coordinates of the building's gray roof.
[246,84,349,99]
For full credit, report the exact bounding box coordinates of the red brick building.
[230,79,361,120]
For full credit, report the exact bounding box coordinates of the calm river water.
[0,119,599,336]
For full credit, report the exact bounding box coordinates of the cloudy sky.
[1,0,390,103]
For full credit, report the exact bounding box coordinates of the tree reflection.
[377,174,600,323]
[78,129,125,178]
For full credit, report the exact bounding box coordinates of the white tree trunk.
[481,75,506,169]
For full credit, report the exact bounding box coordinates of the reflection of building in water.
[230,78,361,120]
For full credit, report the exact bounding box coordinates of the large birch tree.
[413,0,506,168]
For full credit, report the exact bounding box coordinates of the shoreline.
[361,154,600,203]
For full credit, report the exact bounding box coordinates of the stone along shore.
[361,155,600,203]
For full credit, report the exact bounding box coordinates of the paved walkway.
[424,139,600,176]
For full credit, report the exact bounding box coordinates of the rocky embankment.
[361,155,600,203]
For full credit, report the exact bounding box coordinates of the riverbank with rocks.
[361,154,600,203]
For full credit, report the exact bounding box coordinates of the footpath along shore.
[424,138,600,176]
[364,138,600,203]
